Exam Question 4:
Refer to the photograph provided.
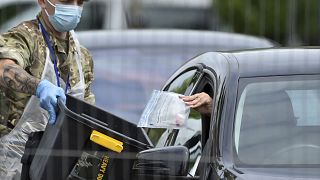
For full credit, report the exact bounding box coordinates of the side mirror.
[133,146,189,176]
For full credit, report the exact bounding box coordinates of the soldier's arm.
[82,47,95,104]
[0,59,40,95]
[0,22,39,95]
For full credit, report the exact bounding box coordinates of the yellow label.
[97,155,109,180]
[90,130,124,153]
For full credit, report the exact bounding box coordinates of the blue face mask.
[45,0,83,32]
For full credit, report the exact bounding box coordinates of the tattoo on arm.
[0,64,40,95]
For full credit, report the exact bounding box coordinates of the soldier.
[0,0,94,178]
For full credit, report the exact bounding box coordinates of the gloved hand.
[36,79,66,125]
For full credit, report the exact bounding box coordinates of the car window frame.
[186,69,217,176]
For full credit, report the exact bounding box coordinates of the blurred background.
[0,0,319,123]
[2,0,319,45]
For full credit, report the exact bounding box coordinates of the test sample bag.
[138,90,190,129]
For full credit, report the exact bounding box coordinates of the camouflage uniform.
[0,13,95,136]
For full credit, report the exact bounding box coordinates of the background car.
[136,48,320,179]
[0,0,216,32]
[76,29,276,123]
[0,0,128,32]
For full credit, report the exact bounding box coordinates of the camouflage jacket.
[0,13,95,135]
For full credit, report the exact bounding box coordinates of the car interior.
[238,90,296,164]
[238,85,320,165]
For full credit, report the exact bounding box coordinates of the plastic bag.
[0,97,48,180]
[138,90,190,129]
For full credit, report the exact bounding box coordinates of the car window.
[128,4,212,30]
[0,1,113,32]
[234,76,320,166]
[0,3,35,31]
[146,69,210,176]
[166,70,200,95]
[0,3,33,24]
[90,47,199,124]
[76,1,108,31]
[147,69,199,145]
[287,90,320,126]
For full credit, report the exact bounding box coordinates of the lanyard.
[38,18,70,93]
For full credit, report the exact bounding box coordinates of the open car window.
[147,69,200,146]
[146,69,215,175]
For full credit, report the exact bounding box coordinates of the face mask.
[45,0,83,32]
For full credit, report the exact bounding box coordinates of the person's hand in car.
[180,92,212,115]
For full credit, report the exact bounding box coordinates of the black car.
[22,48,319,180]
[76,29,275,124]
[134,48,320,180]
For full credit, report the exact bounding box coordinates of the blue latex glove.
[36,79,66,125]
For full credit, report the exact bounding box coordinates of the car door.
[146,65,216,177]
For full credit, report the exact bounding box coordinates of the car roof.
[227,48,320,77]
[76,29,275,50]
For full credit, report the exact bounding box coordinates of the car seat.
[238,90,296,164]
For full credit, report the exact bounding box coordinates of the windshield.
[129,6,212,30]
[234,76,320,166]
